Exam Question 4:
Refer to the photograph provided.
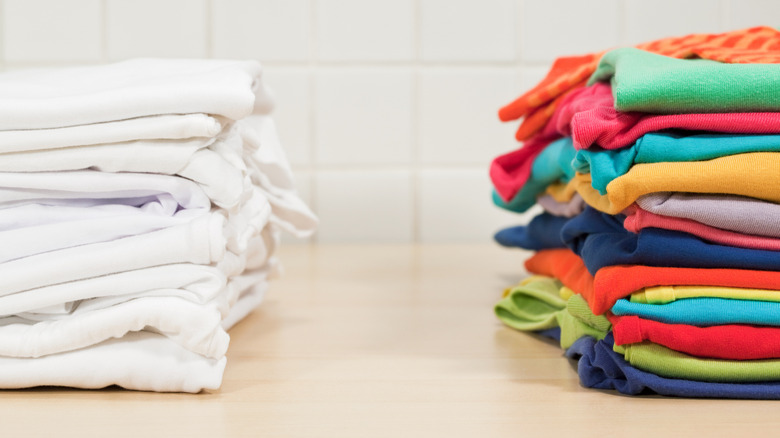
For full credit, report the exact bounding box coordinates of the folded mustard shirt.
[547,152,780,215]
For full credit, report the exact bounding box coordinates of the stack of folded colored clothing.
[0,60,317,392]
[491,27,780,398]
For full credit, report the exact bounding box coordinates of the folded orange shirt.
[501,26,780,141]
[525,249,780,315]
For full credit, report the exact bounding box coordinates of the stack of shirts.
[0,60,317,392]
[490,27,780,398]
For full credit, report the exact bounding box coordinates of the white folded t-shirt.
[0,59,273,130]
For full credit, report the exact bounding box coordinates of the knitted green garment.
[616,341,780,382]
[588,47,780,114]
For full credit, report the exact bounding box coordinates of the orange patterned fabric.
[502,26,780,141]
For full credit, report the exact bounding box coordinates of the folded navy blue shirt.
[494,213,568,250]
[561,206,780,275]
[566,333,780,399]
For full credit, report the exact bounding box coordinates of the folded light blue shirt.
[611,297,780,327]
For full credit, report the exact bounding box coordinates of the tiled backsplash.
[0,0,774,242]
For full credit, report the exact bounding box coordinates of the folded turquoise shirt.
[573,132,780,194]
[612,298,780,327]
[589,47,780,114]
[493,137,577,213]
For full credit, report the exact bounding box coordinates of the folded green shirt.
[589,47,780,114]
[495,277,609,349]
[617,341,780,383]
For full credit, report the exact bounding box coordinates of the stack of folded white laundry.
[0,59,317,392]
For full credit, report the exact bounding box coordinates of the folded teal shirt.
[612,298,780,327]
[573,132,780,194]
[589,47,780,114]
[494,137,577,213]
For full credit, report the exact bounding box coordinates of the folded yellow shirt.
[546,152,780,215]
[631,285,780,305]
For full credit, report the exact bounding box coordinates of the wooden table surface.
[3,244,780,437]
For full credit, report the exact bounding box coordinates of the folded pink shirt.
[568,83,780,150]
[624,204,780,251]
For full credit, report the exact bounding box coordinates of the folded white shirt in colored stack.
[0,59,317,392]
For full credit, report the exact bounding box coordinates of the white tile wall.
[262,68,312,166]
[315,170,414,243]
[3,0,102,62]
[314,68,414,165]
[520,0,619,63]
[420,0,516,62]
[419,169,538,243]
[419,67,519,166]
[212,0,310,61]
[0,0,774,242]
[316,0,414,61]
[623,0,724,46]
[106,0,208,59]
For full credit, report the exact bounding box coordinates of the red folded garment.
[610,314,780,360]
[526,249,780,315]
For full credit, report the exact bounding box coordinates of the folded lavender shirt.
[537,193,585,218]
[637,193,780,239]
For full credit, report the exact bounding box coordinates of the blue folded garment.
[494,213,568,250]
[535,327,561,342]
[561,206,780,275]
[568,333,780,399]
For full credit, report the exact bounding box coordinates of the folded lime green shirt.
[495,277,564,332]
[616,341,780,383]
[495,277,609,349]
[589,47,780,114]
[631,285,780,305]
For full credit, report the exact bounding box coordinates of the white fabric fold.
[0,297,228,359]
[0,213,227,297]
[0,331,226,392]
[0,59,273,129]
[0,114,222,153]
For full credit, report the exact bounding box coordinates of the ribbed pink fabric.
[624,204,780,251]
[567,83,780,150]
